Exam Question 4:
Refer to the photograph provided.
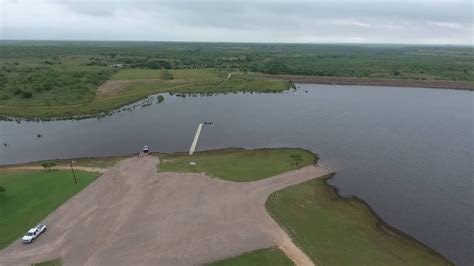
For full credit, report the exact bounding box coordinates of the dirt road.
[0,156,329,266]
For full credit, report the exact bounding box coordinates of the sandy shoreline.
[267,74,474,91]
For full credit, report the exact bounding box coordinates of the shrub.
[41,161,57,170]
[157,95,165,103]
[161,70,174,80]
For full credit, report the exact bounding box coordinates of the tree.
[0,186,5,192]
[41,161,57,170]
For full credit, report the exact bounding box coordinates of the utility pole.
[70,160,77,184]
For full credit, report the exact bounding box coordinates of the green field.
[158,148,316,182]
[265,175,452,265]
[207,248,294,266]
[0,170,99,249]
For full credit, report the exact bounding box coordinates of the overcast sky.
[0,0,472,44]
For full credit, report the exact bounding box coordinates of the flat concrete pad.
[0,156,329,266]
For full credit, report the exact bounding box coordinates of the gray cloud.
[1,0,472,44]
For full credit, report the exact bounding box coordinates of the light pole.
[70,160,77,184]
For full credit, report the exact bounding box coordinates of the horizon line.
[0,39,472,47]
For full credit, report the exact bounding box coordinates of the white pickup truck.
[22,224,47,244]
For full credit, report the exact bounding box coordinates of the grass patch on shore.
[207,248,293,266]
[0,170,99,250]
[158,148,316,182]
[0,155,129,172]
[266,174,452,265]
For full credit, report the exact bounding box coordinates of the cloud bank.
[1,0,472,44]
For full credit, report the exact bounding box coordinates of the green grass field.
[265,175,452,265]
[207,248,294,266]
[158,148,316,182]
[0,170,99,249]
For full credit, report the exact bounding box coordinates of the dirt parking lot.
[0,156,328,266]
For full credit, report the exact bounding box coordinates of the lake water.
[0,84,472,265]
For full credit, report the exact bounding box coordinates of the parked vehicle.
[22,224,47,244]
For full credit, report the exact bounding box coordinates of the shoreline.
[0,148,453,264]
[1,78,471,121]
[267,74,474,91]
[321,174,453,264]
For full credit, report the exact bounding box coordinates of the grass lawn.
[207,248,294,266]
[158,148,316,182]
[266,175,452,265]
[32,258,62,266]
[0,170,99,250]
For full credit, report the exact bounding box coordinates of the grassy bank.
[3,41,472,120]
[158,148,316,182]
[266,174,452,265]
[0,170,99,249]
[0,81,189,120]
[168,74,291,94]
[0,71,290,120]
[207,248,293,266]
[0,155,130,173]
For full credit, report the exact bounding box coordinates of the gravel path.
[0,156,329,266]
